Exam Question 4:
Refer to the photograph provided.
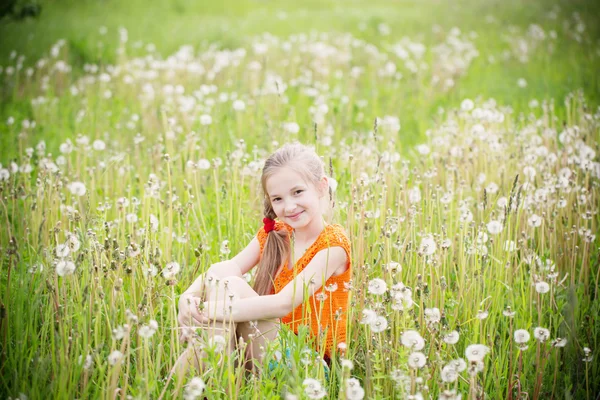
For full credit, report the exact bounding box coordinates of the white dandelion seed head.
[441,365,459,383]
[514,329,530,344]
[56,260,75,276]
[370,315,388,333]
[535,281,550,294]
[407,351,427,369]
[487,220,503,235]
[360,309,377,324]
[401,330,425,350]
[162,261,181,279]
[107,350,123,365]
[419,235,437,256]
[443,330,460,344]
[368,278,387,295]
[533,327,550,342]
[68,181,87,196]
[465,344,490,362]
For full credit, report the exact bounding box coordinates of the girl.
[176,142,352,374]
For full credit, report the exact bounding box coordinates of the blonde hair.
[253,143,334,295]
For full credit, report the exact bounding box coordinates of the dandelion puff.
[370,315,388,333]
[92,140,106,151]
[408,186,422,203]
[551,338,567,347]
[126,213,138,223]
[368,278,387,295]
[56,260,75,276]
[465,344,490,362]
[197,159,211,169]
[149,214,159,232]
[162,261,181,279]
[401,330,425,350]
[486,220,503,235]
[443,330,460,344]
[360,309,377,324]
[341,358,354,370]
[448,358,467,372]
[528,214,542,228]
[476,310,489,320]
[68,181,87,196]
[535,281,550,294]
[107,350,123,366]
[583,347,593,362]
[346,377,365,400]
[56,243,70,258]
[533,327,550,342]
[407,351,427,369]
[303,378,326,400]
[424,307,441,324]
[514,329,530,350]
[232,99,246,111]
[419,235,437,256]
[207,335,227,352]
[441,365,459,383]
[183,377,206,400]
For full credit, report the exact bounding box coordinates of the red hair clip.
[263,217,276,233]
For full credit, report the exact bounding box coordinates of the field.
[0,0,599,398]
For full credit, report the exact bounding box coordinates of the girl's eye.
[295,190,304,195]
[272,198,281,202]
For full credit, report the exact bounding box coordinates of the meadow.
[0,0,599,398]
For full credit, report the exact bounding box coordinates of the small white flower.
[197,159,211,170]
[517,78,527,88]
[424,307,441,324]
[461,98,474,111]
[92,140,106,151]
[535,281,550,294]
[184,377,206,400]
[283,122,300,134]
[465,344,490,362]
[533,327,550,342]
[408,187,422,203]
[476,310,489,320]
[407,351,427,369]
[346,377,365,400]
[68,181,87,196]
[486,220,503,235]
[341,358,354,370]
[56,260,75,276]
[443,330,460,345]
[162,261,181,279]
[514,329,530,344]
[528,214,542,228]
[56,243,70,258]
[199,114,212,125]
[149,214,159,232]
[551,338,567,348]
[232,99,246,111]
[419,235,437,256]
[368,278,387,295]
[126,213,138,223]
[401,330,425,350]
[107,350,123,365]
[360,309,377,324]
[370,315,388,333]
[441,365,459,382]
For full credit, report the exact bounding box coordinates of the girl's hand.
[177,294,206,342]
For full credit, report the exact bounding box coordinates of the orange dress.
[256,221,352,358]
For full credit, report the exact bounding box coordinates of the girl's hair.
[253,142,334,296]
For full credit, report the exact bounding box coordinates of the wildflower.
[419,235,437,256]
[197,159,211,169]
[315,292,328,301]
[232,99,246,111]
[341,358,354,370]
[476,310,489,320]
[514,329,530,350]
[486,220,503,235]
[149,214,159,232]
[56,260,75,276]
[107,350,123,365]
[551,338,567,347]
[425,307,441,324]
[325,282,338,292]
[535,281,550,294]
[346,377,365,400]
[401,330,425,350]
[517,78,527,88]
[441,364,459,383]
[533,327,550,342]
[183,377,206,400]
[465,344,490,362]
[126,213,138,223]
[368,278,387,295]
[360,309,377,324]
[199,114,212,125]
[220,240,231,256]
[79,353,93,370]
[443,330,460,344]
[370,315,388,333]
[408,351,427,369]
[207,335,227,352]
[68,181,87,196]
[447,358,467,372]
[303,378,326,399]
[503,307,516,317]
[56,243,70,258]
[283,122,300,134]
[92,140,106,151]
[583,347,593,362]
[461,99,474,111]
[162,261,181,279]
[528,214,542,227]
[408,187,422,203]
[139,320,159,339]
[112,324,129,340]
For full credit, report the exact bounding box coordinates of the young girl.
[176,142,352,374]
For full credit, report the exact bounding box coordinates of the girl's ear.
[319,176,329,196]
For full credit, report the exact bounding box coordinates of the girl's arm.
[204,246,348,322]
[181,237,261,296]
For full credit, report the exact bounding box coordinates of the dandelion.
[92,140,106,151]
[461,98,474,111]
[126,213,138,223]
[324,282,338,292]
[360,309,377,324]
[425,307,441,324]
[441,365,459,383]
[345,377,365,400]
[341,358,354,370]
[517,78,527,88]
[220,240,231,256]
[408,352,427,369]
[162,261,181,279]
[401,330,425,350]
[183,377,206,400]
[370,315,388,333]
[368,278,387,295]
[139,320,159,339]
[582,347,593,362]
[447,358,467,372]
[528,214,542,227]
[443,330,460,344]
[465,344,490,362]
[207,335,227,352]
[408,186,422,203]
[535,281,550,294]
[551,338,567,348]
[486,220,503,235]
[514,329,530,350]
[533,327,550,342]
[283,122,300,134]
[199,114,212,125]
[149,214,159,232]
[503,307,516,318]
[197,159,211,169]
[303,378,326,399]
[56,260,75,276]
[107,350,123,365]
[56,243,70,258]
[476,310,489,320]
[232,99,246,111]
[68,181,87,196]
[419,235,437,256]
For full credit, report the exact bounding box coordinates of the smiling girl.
[176,142,352,374]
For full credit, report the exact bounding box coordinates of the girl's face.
[265,167,326,230]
